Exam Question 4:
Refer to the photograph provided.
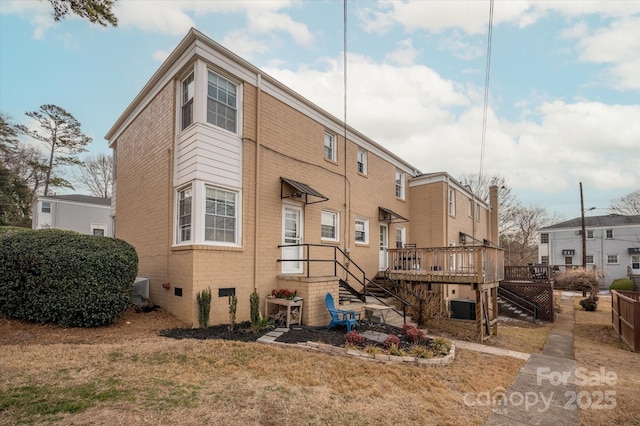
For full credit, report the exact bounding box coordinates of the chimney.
[489,185,499,245]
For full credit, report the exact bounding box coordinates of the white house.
[32,194,113,237]
[538,214,640,285]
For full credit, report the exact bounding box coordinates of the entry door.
[379,224,388,271]
[282,205,303,274]
[632,255,640,272]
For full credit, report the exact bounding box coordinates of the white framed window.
[355,217,369,244]
[565,256,573,265]
[586,230,594,239]
[357,149,367,174]
[540,233,549,244]
[41,201,51,213]
[607,254,619,264]
[395,227,405,248]
[395,171,405,199]
[476,202,481,221]
[177,186,192,243]
[468,199,472,217]
[606,229,614,239]
[207,71,237,133]
[91,224,107,237]
[631,255,640,269]
[585,255,594,264]
[181,72,194,130]
[448,187,455,216]
[324,132,336,161]
[205,186,237,243]
[541,256,549,265]
[321,210,339,242]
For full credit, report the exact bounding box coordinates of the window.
[395,171,405,199]
[585,255,594,264]
[357,149,367,174]
[91,224,106,237]
[207,71,237,133]
[321,210,339,241]
[606,229,614,239]
[395,227,405,248]
[181,73,194,130]
[177,187,192,243]
[205,187,237,243]
[607,254,619,264]
[476,202,481,221]
[324,132,336,161]
[468,199,472,218]
[586,230,594,239]
[632,255,640,269]
[355,218,369,244]
[448,188,455,216]
[565,256,573,265]
[41,202,51,213]
[541,256,549,265]
[540,233,549,244]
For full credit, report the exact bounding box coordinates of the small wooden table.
[265,297,303,328]
[363,304,393,325]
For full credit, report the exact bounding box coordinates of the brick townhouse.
[106,28,500,328]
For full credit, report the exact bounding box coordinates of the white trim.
[355,216,369,245]
[321,210,340,242]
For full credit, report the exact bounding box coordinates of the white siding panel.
[175,123,242,188]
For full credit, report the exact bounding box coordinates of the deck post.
[475,287,483,341]
[491,286,498,336]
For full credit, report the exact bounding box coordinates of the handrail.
[498,286,537,320]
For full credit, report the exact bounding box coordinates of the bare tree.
[48,0,118,26]
[75,153,113,198]
[610,190,640,215]
[16,104,92,196]
[500,205,561,265]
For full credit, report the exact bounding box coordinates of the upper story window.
[607,254,619,264]
[395,171,405,199]
[586,230,594,239]
[585,255,594,264]
[205,187,237,243]
[468,199,473,218]
[476,202,481,221]
[181,73,194,130]
[321,210,339,241]
[606,229,614,239]
[395,227,405,248]
[448,187,455,216]
[41,202,51,213]
[177,187,192,243]
[541,256,549,265]
[540,233,549,244]
[355,217,369,244]
[207,71,237,133]
[324,132,336,162]
[357,149,367,174]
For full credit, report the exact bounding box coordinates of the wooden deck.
[387,245,504,286]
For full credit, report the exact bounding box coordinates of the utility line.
[479,0,494,182]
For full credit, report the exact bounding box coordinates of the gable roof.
[540,214,640,230]
[39,194,111,206]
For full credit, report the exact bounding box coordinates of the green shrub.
[196,287,212,329]
[228,293,237,331]
[609,278,635,292]
[0,229,138,327]
[249,289,260,331]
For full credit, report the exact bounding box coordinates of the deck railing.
[504,265,553,283]
[387,245,504,284]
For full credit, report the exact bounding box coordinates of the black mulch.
[159,321,431,350]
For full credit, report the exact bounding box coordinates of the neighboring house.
[105,28,500,328]
[32,194,113,237]
[538,214,640,285]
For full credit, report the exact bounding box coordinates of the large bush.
[609,278,635,292]
[0,229,138,327]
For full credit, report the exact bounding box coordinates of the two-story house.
[32,194,112,237]
[106,28,501,329]
[538,214,640,285]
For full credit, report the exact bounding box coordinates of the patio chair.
[325,293,360,332]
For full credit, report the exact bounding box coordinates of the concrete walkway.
[484,294,580,426]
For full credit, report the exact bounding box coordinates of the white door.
[282,205,303,274]
[632,255,640,272]
[379,224,388,271]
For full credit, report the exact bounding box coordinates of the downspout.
[253,74,262,291]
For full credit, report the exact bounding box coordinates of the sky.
[1,0,639,221]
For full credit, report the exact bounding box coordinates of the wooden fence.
[611,290,640,353]
[499,281,555,321]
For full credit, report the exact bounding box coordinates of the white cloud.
[1,0,55,39]
[385,39,419,65]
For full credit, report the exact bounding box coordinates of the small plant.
[382,334,401,349]
[431,337,451,355]
[609,278,635,292]
[364,344,382,355]
[228,293,238,332]
[196,287,212,329]
[270,288,297,300]
[250,289,260,331]
[402,324,426,343]
[410,345,434,359]
[345,330,364,346]
[388,344,406,356]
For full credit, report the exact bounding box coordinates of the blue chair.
[325,293,360,332]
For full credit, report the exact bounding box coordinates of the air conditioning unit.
[450,299,476,320]
[131,277,150,303]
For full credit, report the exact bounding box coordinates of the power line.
[479,0,494,181]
